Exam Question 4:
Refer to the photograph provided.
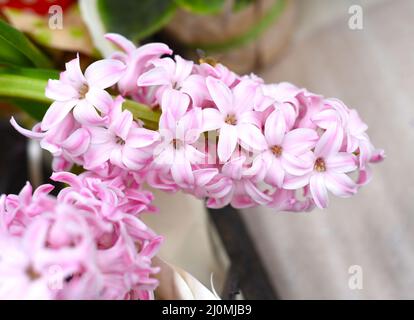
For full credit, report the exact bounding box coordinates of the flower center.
[225,114,237,125]
[172,138,182,149]
[26,265,41,280]
[78,83,89,98]
[199,56,218,67]
[314,157,326,172]
[270,145,283,157]
[116,136,126,145]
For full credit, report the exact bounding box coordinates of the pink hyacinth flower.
[202,77,266,162]
[249,109,319,188]
[138,55,208,107]
[153,90,204,187]
[84,96,159,170]
[105,33,172,99]
[42,54,126,130]
[284,124,358,208]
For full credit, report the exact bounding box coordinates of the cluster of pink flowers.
[4,32,384,299]
[12,33,384,211]
[0,171,160,299]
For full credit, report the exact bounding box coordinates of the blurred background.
[0,0,412,299]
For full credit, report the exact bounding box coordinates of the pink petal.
[314,123,343,158]
[137,66,171,86]
[326,153,357,173]
[85,88,113,114]
[127,127,159,148]
[153,146,175,168]
[244,179,272,206]
[218,124,238,162]
[283,172,311,190]
[232,79,256,113]
[158,108,176,132]
[135,43,172,62]
[202,108,223,131]
[51,171,82,188]
[185,145,205,164]
[325,172,357,197]
[174,55,193,84]
[238,123,267,151]
[265,158,285,188]
[283,128,318,155]
[264,109,286,146]
[171,150,194,187]
[178,108,202,143]
[222,156,245,180]
[41,100,77,131]
[65,54,86,84]
[45,79,78,101]
[206,77,233,114]
[84,143,113,169]
[370,148,385,163]
[309,174,328,208]
[193,168,219,187]
[110,110,132,141]
[160,89,190,120]
[181,74,207,107]
[73,100,106,126]
[357,167,372,186]
[238,110,262,128]
[61,128,91,157]
[109,147,123,168]
[88,127,112,144]
[312,108,339,129]
[122,146,149,170]
[84,59,126,89]
[281,152,314,176]
[10,118,45,139]
[281,102,297,130]
[105,33,136,53]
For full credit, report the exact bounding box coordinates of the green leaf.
[0,67,59,120]
[7,98,50,121]
[234,0,254,11]
[175,0,225,14]
[0,20,52,68]
[97,0,177,43]
[0,66,59,80]
[188,0,286,53]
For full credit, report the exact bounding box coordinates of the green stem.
[0,73,160,128]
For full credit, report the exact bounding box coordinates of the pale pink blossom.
[105,33,172,103]
[202,77,266,162]
[84,96,159,170]
[43,55,125,130]
[0,179,161,300]
[284,124,358,208]
[248,109,318,188]
[153,90,204,187]
[207,157,272,208]
[138,55,208,107]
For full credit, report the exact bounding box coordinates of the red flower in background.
[0,0,75,15]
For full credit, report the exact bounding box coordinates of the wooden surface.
[241,0,414,299]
